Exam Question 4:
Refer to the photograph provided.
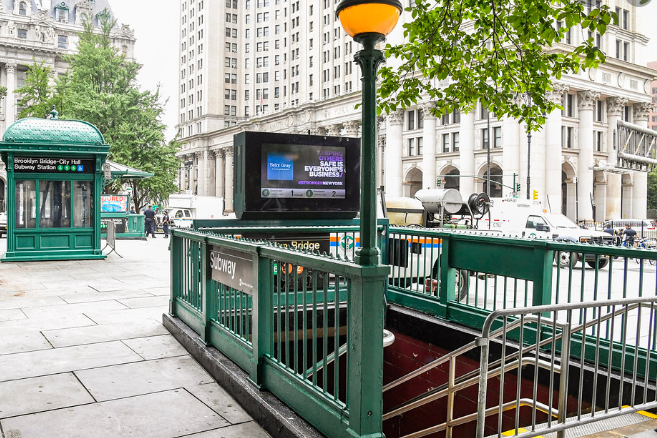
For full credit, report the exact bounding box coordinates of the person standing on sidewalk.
[144,205,156,238]
[162,211,170,238]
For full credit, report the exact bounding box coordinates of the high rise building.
[176,0,656,221]
[0,0,136,212]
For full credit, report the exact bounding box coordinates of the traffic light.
[532,190,538,200]
[515,183,520,192]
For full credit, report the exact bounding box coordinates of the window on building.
[596,100,604,122]
[19,1,27,15]
[442,133,450,153]
[482,128,489,149]
[453,108,460,124]
[480,104,489,120]
[407,110,415,130]
[417,137,424,155]
[452,132,460,152]
[418,110,424,129]
[442,110,449,125]
[493,127,502,148]
[407,138,415,156]
[566,94,574,117]
[18,29,27,39]
[595,131,603,152]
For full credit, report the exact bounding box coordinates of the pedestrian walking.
[144,204,156,238]
[162,211,170,238]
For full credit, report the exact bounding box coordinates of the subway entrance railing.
[170,221,657,438]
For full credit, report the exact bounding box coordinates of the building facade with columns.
[0,0,135,212]
[176,0,656,222]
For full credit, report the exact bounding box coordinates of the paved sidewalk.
[0,237,270,438]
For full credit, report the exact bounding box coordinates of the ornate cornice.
[343,120,360,136]
[633,102,654,122]
[224,146,234,157]
[386,110,404,126]
[606,96,628,116]
[577,90,600,111]
[327,123,342,136]
[419,102,437,119]
[5,62,16,74]
[546,83,569,105]
[311,126,327,135]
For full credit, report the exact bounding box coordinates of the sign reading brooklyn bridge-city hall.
[13,156,95,174]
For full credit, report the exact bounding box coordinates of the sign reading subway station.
[14,156,95,174]
[209,246,254,295]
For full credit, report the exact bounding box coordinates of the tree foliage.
[15,60,52,119]
[648,169,657,210]
[378,0,614,131]
[16,14,179,212]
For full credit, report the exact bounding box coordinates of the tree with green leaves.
[15,59,52,119]
[378,0,614,130]
[17,13,179,212]
[648,169,657,210]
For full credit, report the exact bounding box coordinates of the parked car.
[0,211,6,238]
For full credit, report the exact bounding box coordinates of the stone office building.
[0,0,135,212]
[175,0,656,222]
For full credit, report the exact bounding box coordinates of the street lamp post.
[335,3,401,436]
[336,0,402,266]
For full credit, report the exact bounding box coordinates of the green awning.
[107,160,154,179]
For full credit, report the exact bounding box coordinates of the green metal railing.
[170,228,389,438]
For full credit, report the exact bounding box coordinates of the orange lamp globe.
[336,0,403,38]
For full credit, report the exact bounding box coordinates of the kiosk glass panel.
[15,180,36,228]
[38,181,71,228]
[73,181,93,227]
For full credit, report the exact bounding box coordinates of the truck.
[165,194,225,228]
[485,197,614,268]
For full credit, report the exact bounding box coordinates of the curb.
[163,313,325,438]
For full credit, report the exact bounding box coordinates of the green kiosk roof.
[2,118,106,146]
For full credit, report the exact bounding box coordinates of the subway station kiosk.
[0,116,109,262]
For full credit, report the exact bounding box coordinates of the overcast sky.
[107,0,657,144]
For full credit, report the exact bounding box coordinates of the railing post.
[475,336,491,438]
[200,237,210,344]
[439,235,454,318]
[251,251,273,387]
[169,231,179,316]
[348,264,389,437]
[557,323,571,438]
[532,243,554,307]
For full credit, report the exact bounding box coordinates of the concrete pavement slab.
[186,383,253,424]
[143,286,171,296]
[184,421,271,437]
[0,313,96,332]
[0,296,67,310]
[0,341,143,382]
[42,321,169,348]
[0,330,53,355]
[117,295,170,309]
[75,355,213,401]
[21,299,129,319]
[86,279,131,292]
[0,373,95,419]
[84,306,167,325]
[122,334,189,360]
[58,289,154,304]
[0,388,230,438]
[0,308,26,322]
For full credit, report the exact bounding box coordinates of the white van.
[487,198,613,268]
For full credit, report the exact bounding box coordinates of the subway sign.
[14,156,95,174]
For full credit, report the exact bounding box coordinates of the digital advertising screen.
[233,131,360,219]
[261,144,346,200]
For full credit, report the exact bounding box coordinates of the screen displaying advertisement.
[234,131,360,219]
[261,144,346,199]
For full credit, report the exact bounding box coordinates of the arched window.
[19,2,27,15]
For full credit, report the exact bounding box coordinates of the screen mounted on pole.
[234,131,360,219]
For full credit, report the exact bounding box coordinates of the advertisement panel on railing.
[209,246,254,295]
[100,195,129,213]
